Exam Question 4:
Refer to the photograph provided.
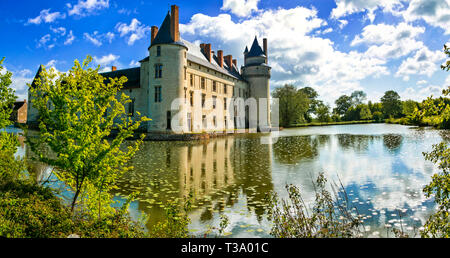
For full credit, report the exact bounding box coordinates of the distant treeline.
[272,85,450,129]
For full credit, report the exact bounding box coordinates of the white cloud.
[338,19,348,29]
[399,0,450,34]
[331,0,402,21]
[64,30,75,45]
[396,47,446,80]
[180,6,389,104]
[401,84,447,101]
[6,68,34,101]
[67,0,109,16]
[221,0,260,17]
[351,22,425,60]
[83,31,114,46]
[115,18,150,45]
[93,54,120,67]
[27,9,66,25]
[84,32,102,46]
[129,60,140,67]
[37,34,54,49]
[50,26,67,36]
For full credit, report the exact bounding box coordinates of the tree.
[402,100,419,116]
[0,58,16,129]
[27,56,150,214]
[299,87,321,122]
[417,44,450,237]
[272,84,310,127]
[315,103,331,122]
[350,90,367,106]
[334,95,352,118]
[381,90,402,118]
[359,105,372,120]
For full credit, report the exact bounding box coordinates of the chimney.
[224,55,233,69]
[263,38,268,64]
[170,5,180,42]
[112,66,117,71]
[205,43,212,62]
[232,59,237,68]
[218,50,224,68]
[151,26,159,44]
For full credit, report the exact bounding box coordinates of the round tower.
[242,36,271,132]
[147,5,188,133]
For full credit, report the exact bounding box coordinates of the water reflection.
[18,124,445,237]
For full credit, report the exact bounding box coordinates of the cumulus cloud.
[181,6,389,104]
[50,26,67,36]
[115,18,150,45]
[351,22,425,60]
[331,0,402,21]
[3,67,34,101]
[83,31,115,46]
[221,0,260,17]
[27,9,66,25]
[93,54,120,68]
[64,30,75,45]
[400,0,450,34]
[396,47,446,81]
[36,34,55,49]
[67,0,109,16]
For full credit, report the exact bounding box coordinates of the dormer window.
[157,46,161,56]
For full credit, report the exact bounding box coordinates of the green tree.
[315,103,331,122]
[350,90,367,106]
[0,58,16,128]
[416,44,450,237]
[272,84,310,127]
[359,105,372,120]
[299,86,321,122]
[381,90,402,118]
[27,56,150,215]
[402,100,419,116]
[334,95,352,118]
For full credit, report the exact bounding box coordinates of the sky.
[1,0,449,106]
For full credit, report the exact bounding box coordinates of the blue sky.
[1,0,449,105]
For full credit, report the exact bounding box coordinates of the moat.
[18,124,446,237]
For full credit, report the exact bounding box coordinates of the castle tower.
[147,5,188,133]
[242,36,271,132]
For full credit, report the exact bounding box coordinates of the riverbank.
[289,120,377,128]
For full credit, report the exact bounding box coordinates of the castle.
[27,5,271,134]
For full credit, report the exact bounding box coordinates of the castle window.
[184,87,187,103]
[184,67,187,80]
[213,116,217,127]
[224,84,227,94]
[202,115,207,129]
[212,96,217,109]
[167,111,172,130]
[212,81,217,92]
[156,46,161,56]
[202,94,206,108]
[190,91,194,106]
[155,64,163,78]
[155,86,162,102]
[224,98,227,110]
[224,116,227,128]
[190,74,194,86]
[128,98,135,117]
[201,77,205,89]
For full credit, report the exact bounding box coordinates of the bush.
[0,180,146,238]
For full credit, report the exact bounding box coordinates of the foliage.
[350,91,367,106]
[334,95,352,117]
[417,44,450,238]
[0,180,146,238]
[0,57,16,129]
[315,103,331,122]
[148,195,193,238]
[272,84,310,127]
[267,173,362,238]
[0,132,25,182]
[26,55,150,214]
[381,90,402,118]
[359,105,372,120]
[299,87,322,122]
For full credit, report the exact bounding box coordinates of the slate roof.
[100,67,140,89]
[247,36,266,58]
[13,101,26,110]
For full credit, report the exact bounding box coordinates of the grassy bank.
[289,120,376,128]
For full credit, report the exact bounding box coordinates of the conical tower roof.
[151,12,174,46]
[247,36,266,58]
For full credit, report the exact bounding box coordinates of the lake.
[18,124,446,237]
